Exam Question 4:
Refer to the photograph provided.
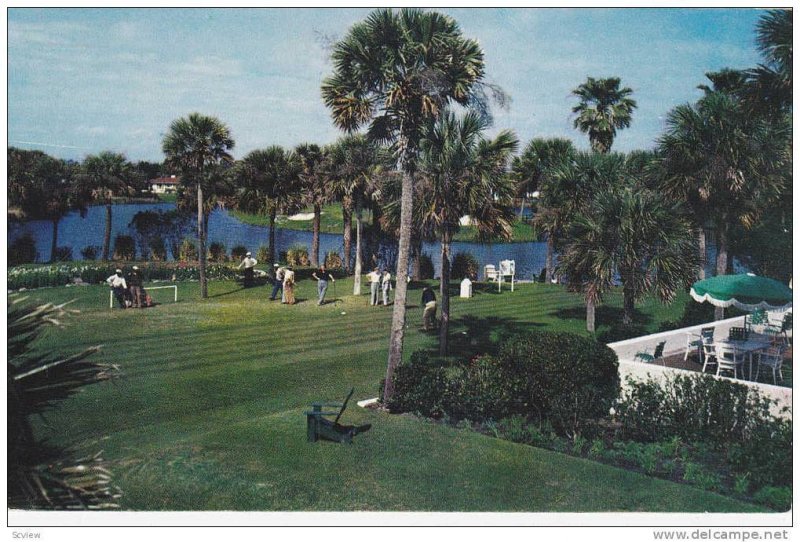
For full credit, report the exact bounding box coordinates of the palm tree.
[658,91,789,320]
[295,144,328,267]
[558,184,700,329]
[541,151,626,331]
[327,135,389,292]
[572,77,637,154]
[417,109,518,355]
[79,152,135,261]
[513,138,576,281]
[322,8,486,401]
[8,296,121,509]
[744,9,792,116]
[162,113,234,299]
[234,146,301,265]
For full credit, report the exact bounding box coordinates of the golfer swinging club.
[312,264,336,305]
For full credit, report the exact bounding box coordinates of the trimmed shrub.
[286,244,309,267]
[388,332,619,438]
[80,245,101,261]
[208,241,227,263]
[615,373,792,491]
[494,331,620,437]
[450,251,479,280]
[753,486,792,512]
[53,246,73,262]
[231,245,248,262]
[149,237,167,261]
[179,238,198,262]
[9,234,37,265]
[324,250,343,269]
[256,245,270,264]
[418,253,434,280]
[385,351,450,418]
[112,235,136,261]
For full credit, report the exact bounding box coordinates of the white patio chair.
[484,264,498,282]
[685,326,715,361]
[715,343,745,379]
[701,342,718,374]
[755,346,786,385]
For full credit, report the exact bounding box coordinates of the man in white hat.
[237,251,257,287]
[106,268,128,309]
[270,263,286,301]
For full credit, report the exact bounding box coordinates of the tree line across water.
[8,9,791,393]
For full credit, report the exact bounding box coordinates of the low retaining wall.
[608,313,792,418]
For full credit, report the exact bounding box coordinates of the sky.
[7,7,766,163]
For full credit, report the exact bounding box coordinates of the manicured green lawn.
[24,279,765,511]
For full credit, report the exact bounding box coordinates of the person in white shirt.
[106,269,128,309]
[283,266,296,304]
[238,251,257,287]
[381,270,392,306]
[366,267,381,306]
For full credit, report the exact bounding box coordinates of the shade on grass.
[27,278,765,511]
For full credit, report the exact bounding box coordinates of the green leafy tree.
[162,113,234,298]
[295,143,328,267]
[558,183,700,329]
[322,8,487,401]
[233,146,301,265]
[327,135,390,288]
[743,9,792,116]
[8,148,85,262]
[572,77,637,154]
[79,151,135,261]
[514,138,576,281]
[8,296,121,509]
[417,109,518,355]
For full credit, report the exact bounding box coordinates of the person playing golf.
[128,265,144,308]
[106,269,128,309]
[312,264,336,305]
[366,267,381,306]
[270,263,285,301]
[381,269,392,306]
[238,251,257,287]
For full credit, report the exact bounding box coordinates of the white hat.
[132,265,139,270]
[273,263,279,267]
[246,252,252,256]
[115,269,122,273]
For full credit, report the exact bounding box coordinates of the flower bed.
[8,262,240,290]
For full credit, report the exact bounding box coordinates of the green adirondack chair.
[305,388,371,444]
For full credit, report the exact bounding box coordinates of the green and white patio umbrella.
[690,273,793,312]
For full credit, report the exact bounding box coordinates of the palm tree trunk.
[384,167,413,403]
[714,225,728,320]
[438,229,452,357]
[353,200,363,295]
[50,218,59,263]
[311,203,321,267]
[197,183,208,299]
[268,208,277,265]
[342,196,353,274]
[412,237,422,280]
[586,299,596,333]
[102,202,112,261]
[545,233,554,283]
[697,227,707,280]
[622,274,635,325]
[518,197,526,219]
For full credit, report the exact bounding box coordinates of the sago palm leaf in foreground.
[8,296,122,510]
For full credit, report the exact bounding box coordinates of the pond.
[8,202,722,280]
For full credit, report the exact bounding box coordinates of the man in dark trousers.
[422,286,437,331]
[270,263,285,301]
[238,251,257,287]
[128,265,144,308]
[312,264,336,305]
[106,269,128,309]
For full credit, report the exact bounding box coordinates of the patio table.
[717,337,772,380]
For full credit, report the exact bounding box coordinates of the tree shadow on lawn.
[434,314,545,360]
[550,305,653,341]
